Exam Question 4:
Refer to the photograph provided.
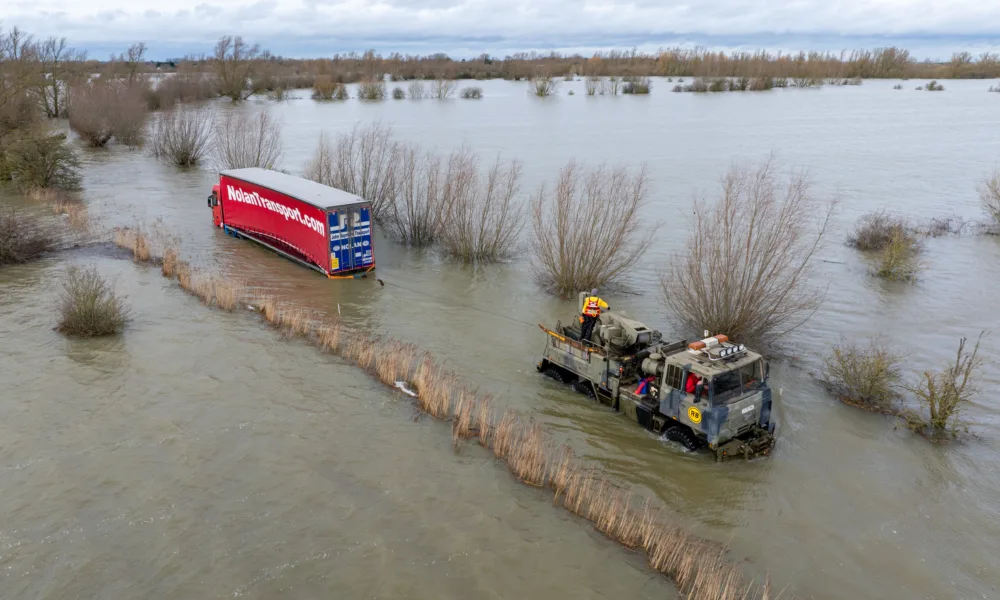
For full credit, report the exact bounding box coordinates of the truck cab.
[536,306,776,461]
[208,184,221,227]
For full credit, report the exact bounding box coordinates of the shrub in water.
[407,80,426,99]
[3,127,81,191]
[904,333,985,439]
[873,228,921,281]
[150,106,215,167]
[312,75,337,100]
[57,264,131,337]
[0,208,55,265]
[822,339,902,412]
[847,210,910,251]
[460,86,483,99]
[357,79,386,100]
[622,77,651,94]
[391,87,405,99]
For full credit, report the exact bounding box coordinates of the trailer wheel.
[665,426,703,452]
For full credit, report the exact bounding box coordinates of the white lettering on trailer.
[226,184,325,236]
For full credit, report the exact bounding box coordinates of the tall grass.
[57,264,130,337]
[0,208,54,264]
[531,160,652,296]
[661,155,835,346]
[905,333,985,439]
[822,339,903,413]
[149,106,215,166]
[213,110,283,171]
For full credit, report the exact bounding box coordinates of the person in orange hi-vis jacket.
[579,288,608,343]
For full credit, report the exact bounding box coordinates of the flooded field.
[3,78,1000,599]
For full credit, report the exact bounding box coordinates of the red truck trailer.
[207,168,375,278]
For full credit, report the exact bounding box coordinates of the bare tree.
[212,35,262,101]
[150,106,215,166]
[531,160,652,296]
[382,145,449,246]
[32,37,84,118]
[213,109,282,170]
[407,80,426,99]
[120,42,147,88]
[660,155,835,345]
[0,25,38,114]
[430,78,456,99]
[440,152,524,262]
[303,121,400,222]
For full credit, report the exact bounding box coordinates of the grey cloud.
[6,0,1000,59]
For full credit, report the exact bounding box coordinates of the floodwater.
[3,77,1000,599]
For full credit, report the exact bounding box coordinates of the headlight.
[738,344,746,352]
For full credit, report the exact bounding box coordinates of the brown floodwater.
[3,78,1000,599]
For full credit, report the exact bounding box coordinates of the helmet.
[590,288,598,296]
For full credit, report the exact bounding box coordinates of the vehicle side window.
[664,364,683,390]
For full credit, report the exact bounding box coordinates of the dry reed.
[113,226,152,262]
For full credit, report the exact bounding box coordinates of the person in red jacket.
[685,372,705,395]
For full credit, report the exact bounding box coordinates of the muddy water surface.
[3,78,1000,599]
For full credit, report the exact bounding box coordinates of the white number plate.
[741,404,755,414]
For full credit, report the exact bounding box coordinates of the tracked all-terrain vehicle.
[537,296,776,461]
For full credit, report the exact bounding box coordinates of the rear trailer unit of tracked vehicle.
[537,299,776,461]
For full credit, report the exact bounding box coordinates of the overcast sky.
[5,0,1000,61]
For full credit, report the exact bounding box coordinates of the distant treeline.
[151,47,1000,82]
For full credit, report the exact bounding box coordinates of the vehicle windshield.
[710,359,765,404]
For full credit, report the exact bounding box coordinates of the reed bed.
[131,242,778,600]
[112,226,152,262]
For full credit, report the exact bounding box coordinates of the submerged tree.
[661,155,835,345]
[531,160,652,296]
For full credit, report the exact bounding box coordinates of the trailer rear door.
[328,205,374,274]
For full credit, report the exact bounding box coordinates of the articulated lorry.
[208,168,375,278]
[537,295,776,461]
